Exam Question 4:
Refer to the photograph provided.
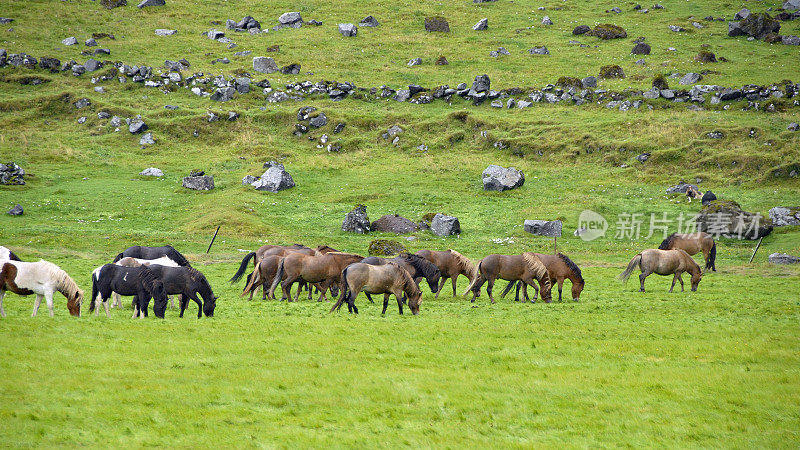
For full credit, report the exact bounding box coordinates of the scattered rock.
[734,8,751,20]
[309,113,328,128]
[632,42,651,54]
[280,63,301,74]
[701,191,717,205]
[435,55,449,65]
[473,18,488,30]
[62,37,78,46]
[85,38,97,47]
[586,23,627,39]
[430,214,461,236]
[251,161,295,192]
[371,214,419,234]
[785,0,800,10]
[541,16,553,25]
[129,118,148,134]
[482,165,524,191]
[695,51,717,62]
[139,132,155,145]
[155,29,177,36]
[407,57,422,66]
[359,16,379,27]
[523,219,562,237]
[100,0,127,8]
[242,175,258,185]
[637,152,651,162]
[696,200,772,239]
[738,13,781,40]
[582,76,597,88]
[425,16,450,32]
[137,0,165,8]
[182,175,214,191]
[666,181,699,194]
[769,206,800,226]
[788,122,799,131]
[338,23,357,37]
[84,59,102,72]
[529,46,549,55]
[140,167,163,176]
[73,98,91,109]
[573,25,591,35]
[210,87,236,102]
[368,239,407,256]
[253,56,278,73]
[782,35,800,45]
[679,72,702,85]
[668,25,686,32]
[769,253,800,264]
[599,65,625,79]
[7,204,23,216]
[278,12,302,25]
[0,162,25,185]
[706,131,724,139]
[333,123,346,134]
[342,204,370,234]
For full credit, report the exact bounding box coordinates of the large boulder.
[572,25,591,35]
[0,162,25,185]
[7,204,23,216]
[137,0,165,8]
[253,56,278,73]
[338,23,357,37]
[139,167,163,177]
[425,16,450,32]
[473,18,488,31]
[251,161,295,192]
[769,206,800,226]
[739,13,780,39]
[695,200,772,240]
[359,16,380,27]
[524,220,562,237]
[430,214,461,236]
[279,12,302,25]
[586,23,627,39]
[768,253,800,264]
[182,175,214,191]
[129,118,148,134]
[785,0,800,10]
[100,0,127,8]
[371,214,419,234]
[632,42,651,54]
[679,72,702,85]
[482,165,524,191]
[368,239,407,256]
[666,181,699,194]
[342,204,370,234]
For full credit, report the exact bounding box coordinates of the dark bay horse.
[91,264,168,318]
[415,249,477,298]
[269,252,363,302]
[465,253,552,304]
[502,253,585,302]
[619,249,703,292]
[145,265,217,318]
[240,246,340,301]
[659,232,716,271]
[330,262,422,315]
[362,253,440,302]
[113,245,190,267]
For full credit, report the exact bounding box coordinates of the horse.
[142,265,217,318]
[91,256,181,311]
[269,252,363,302]
[237,245,338,300]
[619,248,703,292]
[0,246,22,261]
[464,253,552,304]
[113,245,190,267]
[415,249,477,298]
[362,253,440,302]
[90,264,168,318]
[501,253,585,302]
[658,232,716,271]
[0,260,83,317]
[330,262,422,315]
[686,186,703,203]
[228,244,311,284]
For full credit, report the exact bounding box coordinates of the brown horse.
[240,246,339,301]
[415,249,477,298]
[330,262,422,315]
[659,232,716,271]
[229,244,311,285]
[619,249,703,292]
[269,252,363,302]
[464,253,552,304]
[502,253,585,302]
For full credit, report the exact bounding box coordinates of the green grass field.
[1,0,800,447]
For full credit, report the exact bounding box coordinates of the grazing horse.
[686,186,703,203]
[0,246,22,261]
[0,260,83,317]
[465,253,552,304]
[502,253,585,302]
[269,252,363,302]
[619,249,703,292]
[91,256,181,311]
[330,262,422,315]
[237,245,338,300]
[229,244,311,284]
[90,264,168,318]
[362,253,440,302]
[659,232,717,271]
[415,249,477,298]
[143,265,217,318]
[113,245,190,267]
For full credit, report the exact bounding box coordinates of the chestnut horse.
[502,253,585,302]
[465,253,552,304]
[619,249,703,292]
[415,249,477,298]
[269,252,363,302]
[229,244,310,284]
[330,262,422,315]
[241,246,340,301]
[0,260,83,317]
[659,232,716,271]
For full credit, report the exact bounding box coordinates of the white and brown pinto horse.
[0,259,83,317]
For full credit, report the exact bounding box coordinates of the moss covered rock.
[586,24,627,39]
[652,74,669,90]
[557,76,583,89]
[695,51,717,62]
[425,16,450,33]
[599,65,625,79]
[368,239,408,256]
[696,200,773,239]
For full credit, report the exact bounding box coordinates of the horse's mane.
[675,248,701,271]
[521,253,549,282]
[315,245,338,252]
[658,233,677,250]
[448,249,477,280]
[137,265,163,293]
[398,253,440,279]
[386,261,420,295]
[326,252,364,259]
[36,260,83,300]
[165,246,191,267]
[557,253,583,283]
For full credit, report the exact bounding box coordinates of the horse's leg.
[451,276,458,297]
[0,290,5,318]
[168,295,175,310]
[112,292,122,308]
[514,281,521,302]
[677,272,685,292]
[522,283,530,302]
[486,277,496,304]
[530,282,539,303]
[395,290,404,315]
[365,292,374,303]
[469,276,486,303]
[639,272,649,292]
[435,276,447,299]
[669,274,677,293]
[382,293,390,314]
[45,290,55,317]
[189,293,202,318]
[178,294,188,318]
[32,294,43,317]
[348,290,358,314]
[102,299,110,318]
[557,279,564,302]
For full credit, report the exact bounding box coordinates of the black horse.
[113,245,191,267]
[145,265,217,318]
[362,253,441,302]
[91,264,168,318]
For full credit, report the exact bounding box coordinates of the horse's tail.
[619,254,642,284]
[330,266,350,313]
[112,252,124,263]
[166,246,191,267]
[229,252,256,283]
[707,242,717,270]
[462,260,483,296]
[90,267,101,312]
[500,280,517,298]
[268,258,285,299]
[241,263,261,297]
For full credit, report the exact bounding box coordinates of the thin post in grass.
[554,237,557,254]
[206,226,221,254]
[749,236,763,264]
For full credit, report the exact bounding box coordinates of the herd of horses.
[0,231,718,318]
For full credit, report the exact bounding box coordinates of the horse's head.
[203,295,217,317]
[67,289,84,317]
[408,290,422,315]
[329,282,340,297]
[151,281,168,318]
[571,280,584,301]
[691,271,703,292]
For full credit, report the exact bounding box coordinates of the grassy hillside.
[1,0,799,447]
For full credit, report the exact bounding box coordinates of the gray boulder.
[7,204,23,216]
[473,18,488,30]
[85,38,97,47]
[666,181,699,194]
[482,165,524,191]
[696,200,772,240]
[210,87,236,102]
[253,56,278,73]
[139,132,155,145]
[140,167,163,176]
[523,219,562,237]
[359,16,379,27]
[242,175,258,185]
[0,162,25,185]
[74,98,91,109]
[137,0,165,7]
[182,175,214,191]
[632,42,651,54]
[679,73,702,85]
[430,214,461,236]
[342,204,370,234]
[84,59,102,72]
[735,8,751,20]
[155,29,177,36]
[252,162,295,192]
[279,12,302,25]
[541,16,553,25]
[785,0,800,10]
[62,37,78,46]
[582,76,597,88]
[728,22,746,37]
[769,253,800,264]
[788,122,799,131]
[338,23,358,37]
[371,214,419,234]
[129,119,148,134]
[701,191,716,205]
[769,206,800,226]
[529,46,549,55]
[309,113,328,128]
[782,35,800,45]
